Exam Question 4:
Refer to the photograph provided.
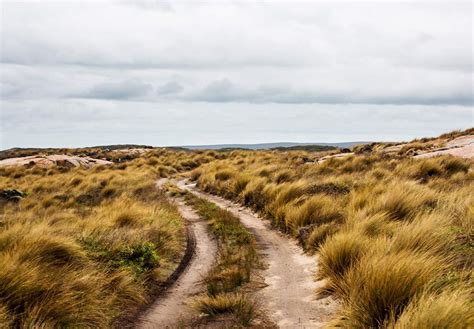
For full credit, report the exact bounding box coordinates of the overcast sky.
[1,0,473,149]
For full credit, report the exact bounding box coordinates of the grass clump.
[317,231,371,293]
[190,130,472,327]
[194,293,254,326]
[391,289,474,328]
[334,251,445,327]
[184,192,259,326]
[0,160,186,326]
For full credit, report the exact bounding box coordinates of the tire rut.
[137,181,217,328]
[177,180,338,329]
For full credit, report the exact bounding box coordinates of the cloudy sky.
[1,0,472,148]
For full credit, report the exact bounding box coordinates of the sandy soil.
[0,155,112,168]
[137,196,217,328]
[177,180,338,329]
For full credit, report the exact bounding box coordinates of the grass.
[0,158,186,326]
[189,127,473,328]
[0,127,472,327]
[390,288,474,328]
[183,192,259,326]
[333,250,446,327]
[194,293,254,326]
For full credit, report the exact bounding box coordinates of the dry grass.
[0,160,186,326]
[1,128,472,327]
[189,128,473,327]
[194,293,254,326]
[333,250,446,327]
[390,288,474,328]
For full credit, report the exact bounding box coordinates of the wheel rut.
[177,179,338,329]
[137,180,217,328]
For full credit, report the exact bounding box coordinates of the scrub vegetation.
[1,128,473,328]
[0,160,188,327]
[191,129,473,328]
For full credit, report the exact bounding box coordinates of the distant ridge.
[181,141,369,150]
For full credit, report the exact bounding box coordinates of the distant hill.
[181,142,368,150]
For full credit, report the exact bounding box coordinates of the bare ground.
[177,180,338,329]
[137,195,217,328]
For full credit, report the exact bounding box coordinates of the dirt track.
[137,196,217,328]
[177,180,337,329]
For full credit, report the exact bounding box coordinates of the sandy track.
[137,195,217,328]
[177,180,337,329]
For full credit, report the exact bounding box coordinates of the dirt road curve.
[137,192,217,328]
[177,180,337,329]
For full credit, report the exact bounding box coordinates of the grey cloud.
[189,79,473,106]
[157,81,184,95]
[81,79,153,100]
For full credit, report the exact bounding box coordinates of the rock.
[0,155,113,168]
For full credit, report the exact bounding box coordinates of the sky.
[0,0,473,149]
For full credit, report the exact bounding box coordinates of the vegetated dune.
[189,128,474,328]
[0,161,186,327]
[0,128,473,328]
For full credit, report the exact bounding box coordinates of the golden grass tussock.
[391,288,474,329]
[1,128,472,327]
[285,195,344,233]
[194,293,254,326]
[0,159,186,326]
[317,230,372,293]
[334,250,446,328]
[189,129,473,327]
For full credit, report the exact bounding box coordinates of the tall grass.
[189,128,473,327]
[0,160,185,326]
